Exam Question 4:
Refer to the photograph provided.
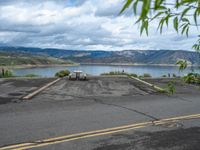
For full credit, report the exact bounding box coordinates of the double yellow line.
[1,113,200,150]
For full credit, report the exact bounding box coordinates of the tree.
[120,0,200,51]
[176,59,188,71]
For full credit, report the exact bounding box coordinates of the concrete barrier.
[22,78,61,100]
[129,76,165,93]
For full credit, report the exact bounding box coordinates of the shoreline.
[1,63,80,69]
[1,63,200,69]
[80,63,200,67]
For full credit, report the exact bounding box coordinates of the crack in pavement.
[174,95,193,102]
[93,98,159,121]
[56,94,159,121]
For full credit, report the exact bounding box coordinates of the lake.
[12,64,200,77]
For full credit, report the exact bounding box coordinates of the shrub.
[165,82,176,96]
[55,70,70,78]
[101,71,139,78]
[172,74,177,78]
[129,73,138,77]
[143,73,152,78]
[0,69,13,78]
[182,73,200,84]
[162,75,167,77]
[101,71,128,76]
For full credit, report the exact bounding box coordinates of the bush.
[143,73,152,78]
[24,74,38,77]
[172,74,177,77]
[0,69,13,78]
[101,71,138,78]
[101,71,128,76]
[165,81,176,95]
[55,70,70,77]
[162,75,167,77]
[129,73,138,77]
[182,73,200,84]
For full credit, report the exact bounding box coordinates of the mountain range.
[0,47,200,65]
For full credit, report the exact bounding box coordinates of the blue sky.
[0,0,199,51]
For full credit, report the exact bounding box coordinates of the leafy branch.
[120,0,200,51]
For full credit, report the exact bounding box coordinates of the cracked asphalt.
[0,76,200,150]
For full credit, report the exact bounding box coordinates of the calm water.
[12,64,200,77]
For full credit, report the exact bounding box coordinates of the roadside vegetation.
[0,69,13,78]
[101,71,153,78]
[165,82,176,96]
[55,70,70,78]
[141,73,151,78]
[120,0,200,94]
[101,71,138,77]
[176,60,200,85]
[182,72,200,85]
[101,71,130,76]
[0,68,40,78]
[162,74,177,78]
[120,0,200,52]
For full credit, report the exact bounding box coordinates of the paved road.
[0,77,199,150]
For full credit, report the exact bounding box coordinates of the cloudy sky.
[0,0,198,51]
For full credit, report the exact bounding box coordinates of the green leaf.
[120,0,133,14]
[140,19,149,36]
[186,27,189,37]
[140,21,145,35]
[165,15,170,26]
[133,0,139,15]
[157,18,165,33]
[144,20,149,35]
[180,23,187,28]
[173,17,179,32]
[156,5,167,10]
[181,6,191,19]
[192,37,200,52]
[194,8,198,26]
[154,0,164,9]
[152,11,164,20]
[175,0,180,8]
[181,24,188,35]
[181,18,189,22]
[140,0,150,20]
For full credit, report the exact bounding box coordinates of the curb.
[22,78,61,100]
[129,76,166,93]
[100,75,128,78]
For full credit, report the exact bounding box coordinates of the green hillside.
[0,51,73,66]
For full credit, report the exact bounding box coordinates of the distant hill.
[0,47,200,65]
[0,50,73,66]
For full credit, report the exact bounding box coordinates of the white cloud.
[0,0,198,51]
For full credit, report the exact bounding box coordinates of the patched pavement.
[0,78,56,104]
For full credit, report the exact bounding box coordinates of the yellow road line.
[16,126,146,150]
[0,143,33,150]
[1,113,200,150]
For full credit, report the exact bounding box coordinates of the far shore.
[80,63,200,67]
[0,63,80,69]
[1,63,200,69]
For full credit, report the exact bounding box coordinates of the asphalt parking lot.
[0,76,200,150]
[0,77,56,104]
